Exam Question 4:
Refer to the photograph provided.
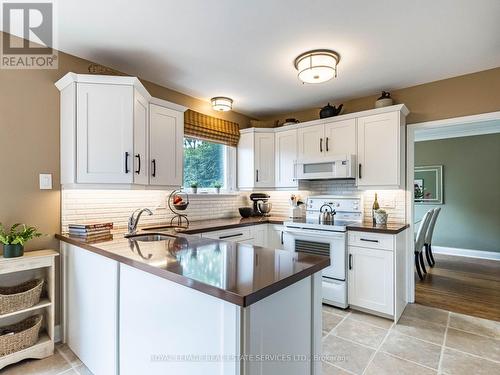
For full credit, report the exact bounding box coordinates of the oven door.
[283,227,346,280]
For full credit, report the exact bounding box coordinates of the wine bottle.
[372,193,380,225]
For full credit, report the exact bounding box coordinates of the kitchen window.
[183,137,236,192]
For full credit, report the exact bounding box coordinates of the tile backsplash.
[61,180,406,231]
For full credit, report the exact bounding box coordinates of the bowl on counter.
[238,207,253,218]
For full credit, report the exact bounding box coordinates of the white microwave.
[295,154,356,180]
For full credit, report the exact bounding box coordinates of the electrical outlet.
[380,197,396,208]
[39,174,52,190]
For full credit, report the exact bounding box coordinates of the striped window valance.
[184,109,240,147]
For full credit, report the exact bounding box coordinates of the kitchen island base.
[62,242,323,375]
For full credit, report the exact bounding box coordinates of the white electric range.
[283,196,362,308]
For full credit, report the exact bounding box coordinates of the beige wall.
[255,67,500,127]
[0,32,253,252]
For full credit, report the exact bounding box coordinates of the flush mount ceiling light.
[211,96,233,111]
[294,49,340,84]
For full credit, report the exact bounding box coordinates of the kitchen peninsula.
[57,231,329,375]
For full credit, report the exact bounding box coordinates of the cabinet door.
[267,225,285,250]
[357,112,400,187]
[149,104,184,186]
[275,129,298,188]
[76,83,133,183]
[251,225,267,247]
[324,119,356,156]
[297,124,324,160]
[254,133,275,188]
[348,246,394,315]
[133,91,149,185]
[237,132,255,189]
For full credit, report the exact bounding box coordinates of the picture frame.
[414,165,444,204]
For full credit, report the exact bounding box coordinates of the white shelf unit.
[0,249,59,370]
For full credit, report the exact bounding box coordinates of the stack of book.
[68,222,113,242]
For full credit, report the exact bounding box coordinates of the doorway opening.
[406,112,500,321]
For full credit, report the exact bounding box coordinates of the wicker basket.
[0,279,44,315]
[0,314,43,357]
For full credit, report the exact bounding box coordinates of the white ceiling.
[32,1,500,117]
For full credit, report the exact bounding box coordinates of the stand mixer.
[249,193,272,216]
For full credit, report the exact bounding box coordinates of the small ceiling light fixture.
[294,49,340,84]
[211,96,233,111]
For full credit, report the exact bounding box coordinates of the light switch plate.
[39,174,53,190]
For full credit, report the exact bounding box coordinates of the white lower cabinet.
[348,246,394,315]
[267,225,285,250]
[347,229,408,320]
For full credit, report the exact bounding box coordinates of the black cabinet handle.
[151,159,156,177]
[326,137,329,152]
[360,238,379,243]
[135,154,141,174]
[280,231,284,245]
[219,233,243,240]
[349,254,353,270]
[256,170,259,182]
[125,152,130,174]
[320,138,323,152]
[358,163,362,179]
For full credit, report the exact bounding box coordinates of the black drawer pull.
[219,233,244,240]
[151,159,156,177]
[360,238,379,243]
[125,152,130,174]
[135,154,141,174]
[349,254,353,270]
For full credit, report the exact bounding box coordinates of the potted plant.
[0,223,42,258]
[214,182,222,194]
[190,182,198,194]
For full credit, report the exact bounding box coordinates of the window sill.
[187,192,241,198]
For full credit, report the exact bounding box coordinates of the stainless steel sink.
[125,233,173,242]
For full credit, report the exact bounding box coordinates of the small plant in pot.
[190,182,198,194]
[214,182,222,194]
[0,223,42,258]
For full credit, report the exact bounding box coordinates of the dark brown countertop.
[56,229,329,307]
[175,216,287,234]
[346,221,409,234]
[143,216,408,235]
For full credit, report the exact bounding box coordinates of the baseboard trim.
[54,324,62,343]
[432,246,500,261]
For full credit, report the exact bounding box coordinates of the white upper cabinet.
[254,132,275,188]
[76,83,134,184]
[133,91,149,185]
[297,119,356,160]
[323,118,356,156]
[357,111,405,188]
[149,103,184,186]
[237,129,275,189]
[275,129,298,188]
[297,124,324,160]
[56,73,187,188]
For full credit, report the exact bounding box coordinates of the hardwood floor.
[415,253,500,321]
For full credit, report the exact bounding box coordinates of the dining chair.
[415,209,433,280]
[424,207,441,267]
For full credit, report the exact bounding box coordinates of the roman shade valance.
[184,109,240,147]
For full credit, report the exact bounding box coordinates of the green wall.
[415,133,500,253]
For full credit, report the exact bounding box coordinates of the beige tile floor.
[2,304,499,375]
[322,303,500,375]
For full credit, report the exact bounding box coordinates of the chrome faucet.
[127,208,153,235]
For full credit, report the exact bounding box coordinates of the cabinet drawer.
[202,227,252,241]
[348,231,394,251]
